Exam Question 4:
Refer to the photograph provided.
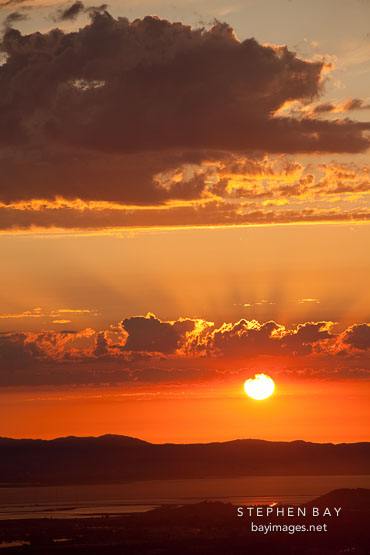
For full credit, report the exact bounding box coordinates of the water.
[0,475,369,520]
[0,541,30,549]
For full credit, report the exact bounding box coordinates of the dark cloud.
[311,102,336,114]
[52,2,108,23]
[280,322,333,355]
[0,316,368,386]
[2,10,28,26]
[0,152,368,230]
[121,314,195,354]
[0,332,41,369]
[312,98,370,114]
[86,3,108,16]
[93,331,109,357]
[198,320,283,357]
[0,11,369,210]
[0,147,211,205]
[54,1,85,22]
[190,320,335,358]
[341,323,370,351]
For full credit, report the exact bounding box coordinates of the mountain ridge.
[1,434,368,446]
[1,435,368,486]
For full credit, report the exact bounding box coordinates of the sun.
[244,374,275,400]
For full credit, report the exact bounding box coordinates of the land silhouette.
[0,489,369,554]
[0,435,369,485]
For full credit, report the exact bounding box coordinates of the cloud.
[340,323,370,351]
[53,1,85,21]
[0,332,39,363]
[0,307,97,319]
[93,331,109,357]
[57,308,96,313]
[211,156,370,201]
[313,163,370,195]
[0,314,368,386]
[188,319,336,357]
[0,151,368,230]
[0,310,45,319]
[311,98,370,114]
[0,10,369,222]
[274,97,370,118]
[121,313,199,354]
[0,201,368,231]
[2,9,28,26]
[51,2,107,22]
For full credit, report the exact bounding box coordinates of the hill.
[0,435,369,485]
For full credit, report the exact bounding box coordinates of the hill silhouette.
[0,435,369,485]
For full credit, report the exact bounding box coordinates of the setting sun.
[244,374,275,400]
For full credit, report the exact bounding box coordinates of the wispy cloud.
[0,308,98,319]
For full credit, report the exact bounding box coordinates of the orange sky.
[1,224,369,331]
[1,378,369,443]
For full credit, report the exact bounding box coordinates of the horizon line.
[1,434,369,446]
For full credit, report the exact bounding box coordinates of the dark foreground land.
[0,489,369,555]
